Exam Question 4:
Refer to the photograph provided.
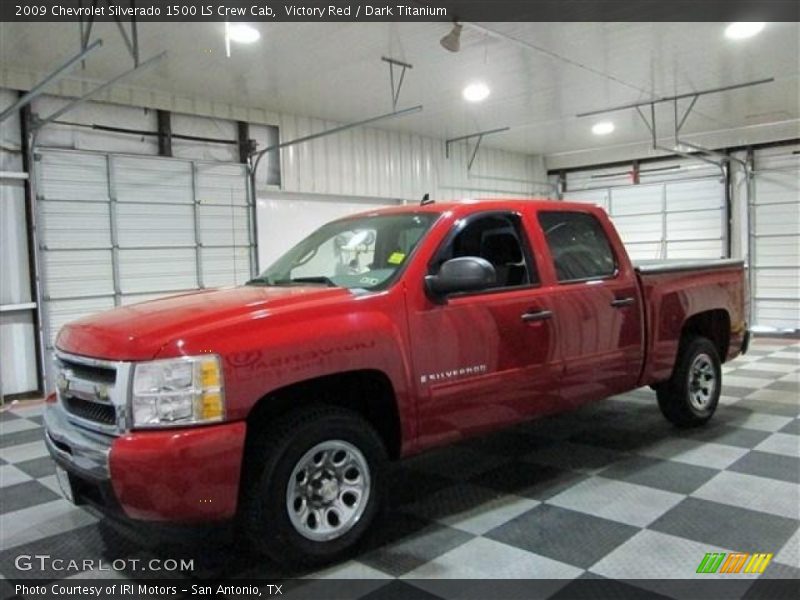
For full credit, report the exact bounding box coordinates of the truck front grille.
[62,361,116,385]
[56,353,122,433]
[63,396,117,425]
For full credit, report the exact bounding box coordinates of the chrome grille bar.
[54,351,133,435]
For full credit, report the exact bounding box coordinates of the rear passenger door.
[536,210,643,406]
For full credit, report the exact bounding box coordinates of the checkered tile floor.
[1,337,798,596]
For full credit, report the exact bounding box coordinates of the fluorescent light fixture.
[592,121,615,135]
[228,23,261,44]
[463,82,490,102]
[724,22,765,40]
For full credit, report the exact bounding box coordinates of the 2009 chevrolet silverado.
[45,200,749,565]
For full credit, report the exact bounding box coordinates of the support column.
[19,101,44,394]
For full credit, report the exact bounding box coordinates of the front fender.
[157,299,414,445]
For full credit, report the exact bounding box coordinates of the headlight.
[131,355,224,428]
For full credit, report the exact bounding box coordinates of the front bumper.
[45,403,247,523]
[45,399,112,482]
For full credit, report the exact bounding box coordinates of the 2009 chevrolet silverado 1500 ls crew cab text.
[45,200,749,565]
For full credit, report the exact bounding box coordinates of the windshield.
[250,213,438,290]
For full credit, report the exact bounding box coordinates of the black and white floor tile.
[1,337,798,598]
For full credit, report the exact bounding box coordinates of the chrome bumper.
[44,402,113,481]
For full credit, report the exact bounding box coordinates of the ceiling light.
[724,22,765,40]
[463,82,490,103]
[592,121,615,135]
[440,23,462,53]
[227,23,261,44]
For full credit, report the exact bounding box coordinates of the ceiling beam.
[576,78,775,118]
[251,105,423,172]
[382,56,413,111]
[33,52,166,129]
[0,39,103,124]
[445,127,511,170]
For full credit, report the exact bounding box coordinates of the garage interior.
[0,18,799,591]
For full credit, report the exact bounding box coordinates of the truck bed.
[634,257,747,386]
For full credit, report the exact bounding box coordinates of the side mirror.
[425,256,497,299]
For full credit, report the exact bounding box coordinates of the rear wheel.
[241,406,386,567]
[657,336,721,427]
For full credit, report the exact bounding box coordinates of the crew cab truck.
[45,200,748,565]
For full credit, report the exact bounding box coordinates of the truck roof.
[348,199,599,219]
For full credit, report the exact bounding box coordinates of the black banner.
[3,578,800,600]
[2,0,799,22]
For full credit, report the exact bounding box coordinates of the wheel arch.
[680,309,731,364]
[244,369,403,460]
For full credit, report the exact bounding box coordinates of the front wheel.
[241,406,386,567]
[657,336,722,427]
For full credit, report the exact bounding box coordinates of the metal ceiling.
[0,21,797,157]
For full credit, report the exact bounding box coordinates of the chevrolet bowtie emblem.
[56,373,69,393]
[94,384,110,401]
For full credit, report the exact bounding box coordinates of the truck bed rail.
[634,258,745,275]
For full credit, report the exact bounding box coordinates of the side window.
[433,213,538,289]
[538,211,616,282]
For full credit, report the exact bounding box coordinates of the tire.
[240,405,387,567]
[657,336,722,427]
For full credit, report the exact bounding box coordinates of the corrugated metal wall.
[252,115,548,201]
[249,114,549,273]
[28,93,549,203]
[751,144,800,331]
[0,89,39,398]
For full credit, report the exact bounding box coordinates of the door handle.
[521,309,553,322]
[610,297,635,308]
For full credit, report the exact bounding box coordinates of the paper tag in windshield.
[388,252,406,265]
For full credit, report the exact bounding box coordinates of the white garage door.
[566,160,726,261]
[752,145,800,331]
[34,149,254,383]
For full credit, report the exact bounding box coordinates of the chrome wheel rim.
[286,440,371,542]
[688,353,716,411]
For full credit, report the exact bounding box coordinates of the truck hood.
[56,285,352,361]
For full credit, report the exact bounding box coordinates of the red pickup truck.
[46,200,749,565]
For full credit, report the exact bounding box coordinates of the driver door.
[407,211,561,448]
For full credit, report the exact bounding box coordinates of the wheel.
[657,336,721,427]
[241,405,386,567]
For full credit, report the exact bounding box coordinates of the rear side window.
[538,211,616,282]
